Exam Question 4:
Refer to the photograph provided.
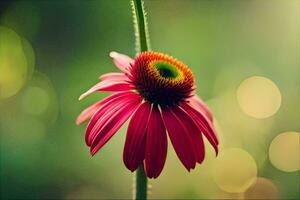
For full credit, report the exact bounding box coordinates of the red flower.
[77,51,219,178]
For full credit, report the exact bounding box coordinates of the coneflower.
[77,51,218,178]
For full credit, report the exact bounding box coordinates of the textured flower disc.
[130,52,195,106]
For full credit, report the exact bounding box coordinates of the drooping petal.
[99,72,127,81]
[79,80,133,100]
[109,51,133,72]
[188,95,213,122]
[76,101,103,125]
[144,105,167,178]
[192,132,205,163]
[77,91,129,125]
[123,102,152,172]
[181,102,219,155]
[88,100,130,146]
[90,95,142,155]
[161,106,197,171]
[171,106,205,164]
[85,92,136,146]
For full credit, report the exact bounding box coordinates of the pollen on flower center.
[130,52,195,106]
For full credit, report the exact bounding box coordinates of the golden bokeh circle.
[244,177,279,199]
[0,26,28,99]
[20,72,59,124]
[213,148,257,193]
[269,131,300,172]
[236,76,281,119]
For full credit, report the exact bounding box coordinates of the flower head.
[77,51,219,178]
[132,52,195,106]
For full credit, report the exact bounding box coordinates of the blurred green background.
[0,0,299,199]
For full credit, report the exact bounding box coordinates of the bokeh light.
[20,72,59,124]
[269,131,300,172]
[21,37,35,81]
[21,86,50,115]
[236,76,282,119]
[244,177,279,199]
[206,92,274,172]
[213,148,257,193]
[0,26,28,99]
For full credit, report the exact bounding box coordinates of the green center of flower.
[154,62,179,79]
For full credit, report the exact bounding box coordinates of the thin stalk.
[135,165,148,200]
[131,0,149,199]
[132,0,150,52]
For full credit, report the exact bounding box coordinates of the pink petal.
[171,106,205,164]
[79,80,133,100]
[76,101,103,125]
[144,105,167,178]
[192,132,205,163]
[90,95,142,155]
[76,91,129,125]
[181,102,219,155]
[85,92,137,146]
[188,95,213,122]
[161,106,197,171]
[109,51,133,72]
[123,102,152,172]
[98,72,127,81]
[88,99,131,146]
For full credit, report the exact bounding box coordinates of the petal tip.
[215,148,219,157]
[79,91,90,100]
[90,147,98,156]
[78,94,85,101]
[109,51,118,58]
[75,118,81,125]
[145,172,161,179]
[124,162,136,172]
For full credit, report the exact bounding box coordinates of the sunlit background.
[0,0,299,199]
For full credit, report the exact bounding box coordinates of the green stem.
[135,165,148,200]
[131,0,149,199]
[132,0,150,52]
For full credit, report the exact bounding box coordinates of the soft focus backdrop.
[0,0,299,199]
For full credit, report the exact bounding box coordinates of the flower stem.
[135,165,148,200]
[131,0,149,199]
[132,0,150,52]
